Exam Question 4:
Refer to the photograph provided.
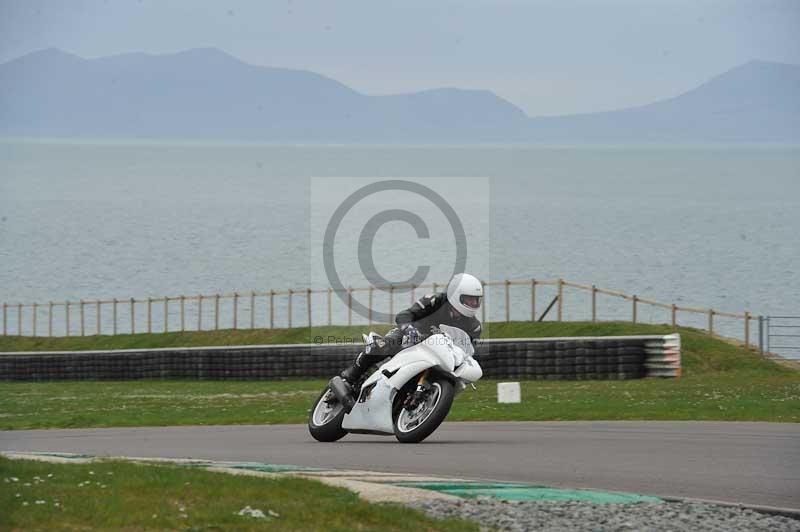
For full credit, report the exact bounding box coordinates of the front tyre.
[393,379,455,443]
[308,387,347,442]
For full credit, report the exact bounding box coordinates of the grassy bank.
[1,322,797,428]
[0,456,474,531]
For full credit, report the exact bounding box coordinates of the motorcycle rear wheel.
[308,387,347,442]
[393,379,455,443]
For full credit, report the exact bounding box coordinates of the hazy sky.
[1,0,798,116]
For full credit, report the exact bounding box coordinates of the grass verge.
[0,456,475,531]
[1,322,797,429]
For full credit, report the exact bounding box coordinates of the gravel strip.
[408,497,800,531]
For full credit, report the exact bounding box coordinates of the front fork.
[403,369,430,409]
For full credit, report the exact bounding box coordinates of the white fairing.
[341,325,482,434]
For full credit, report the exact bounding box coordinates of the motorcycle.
[308,324,483,443]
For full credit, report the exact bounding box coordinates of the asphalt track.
[1,421,798,509]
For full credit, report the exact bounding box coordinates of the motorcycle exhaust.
[328,376,356,412]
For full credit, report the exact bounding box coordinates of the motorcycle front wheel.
[308,386,347,442]
[393,378,455,443]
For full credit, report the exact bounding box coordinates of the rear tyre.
[393,378,455,443]
[308,387,347,442]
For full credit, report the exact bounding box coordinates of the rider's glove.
[402,324,420,345]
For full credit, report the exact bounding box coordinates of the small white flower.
[23,482,31,487]
[47,474,53,478]
[89,471,95,475]
[15,493,21,498]
[179,506,186,512]
[10,477,19,482]
[152,514,157,519]
[35,500,46,505]
[106,472,113,476]
[54,502,60,507]
[22,501,29,506]
[268,509,280,518]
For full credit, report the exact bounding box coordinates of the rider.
[340,273,484,385]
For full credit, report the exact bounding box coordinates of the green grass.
[1,322,797,429]
[0,456,476,531]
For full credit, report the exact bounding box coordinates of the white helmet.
[446,273,483,318]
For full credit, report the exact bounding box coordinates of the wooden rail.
[1,278,760,348]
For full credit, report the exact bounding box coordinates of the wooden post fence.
[269,290,274,329]
[233,293,239,329]
[327,288,332,326]
[250,291,255,329]
[347,287,353,326]
[287,289,293,329]
[504,279,510,322]
[557,278,564,321]
[307,288,312,327]
[214,294,220,330]
[744,311,751,347]
[1,278,762,341]
[147,297,152,334]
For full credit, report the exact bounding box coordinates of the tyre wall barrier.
[0,335,680,382]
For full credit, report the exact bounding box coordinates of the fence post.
[97,300,101,335]
[66,301,71,336]
[347,287,353,326]
[504,279,510,322]
[33,303,38,337]
[368,286,373,325]
[198,295,203,331]
[214,294,220,330]
[481,281,486,323]
[2,302,6,335]
[250,291,255,329]
[78,300,85,336]
[632,295,638,324]
[163,297,168,332]
[48,302,53,337]
[531,279,536,322]
[130,298,134,334]
[269,290,274,329]
[671,304,677,327]
[180,296,185,332]
[591,285,597,322]
[744,311,750,348]
[327,288,332,326]
[17,303,22,335]
[233,293,239,330]
[146,297,152,334]
[287,289,293,328]
[557,278,563,322]
[708,309,714,336]
[307,288,312,327]
[389,285,395,324]
[113,299,118,335]
[758,316,764,354]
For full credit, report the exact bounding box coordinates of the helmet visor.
[460,294,482,310]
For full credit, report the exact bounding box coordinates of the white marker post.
[497,382,521,403]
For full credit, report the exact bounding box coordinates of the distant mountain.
[1,48,797,142]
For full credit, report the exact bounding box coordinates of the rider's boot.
[340,352,367,386]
